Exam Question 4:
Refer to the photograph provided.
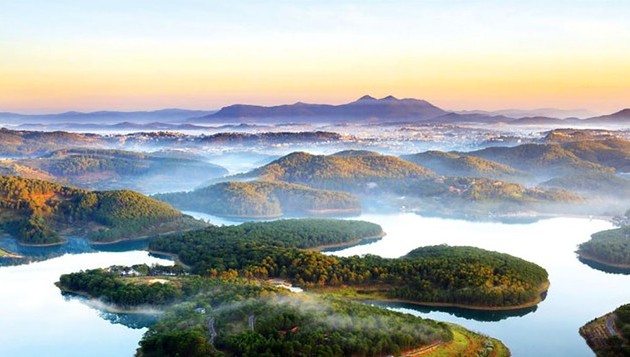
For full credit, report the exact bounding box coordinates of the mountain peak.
[357,95,377,102]
[381,95,398,101]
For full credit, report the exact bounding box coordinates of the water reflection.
[60,292,160,329]
[0,251,172,357]
[99,311,160,330]
[367,301,538,322]
[0,236,94,266]
[0,236,155,267]
[578,257,630,275]
[329,214,626,357]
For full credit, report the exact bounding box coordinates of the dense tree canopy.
[0,176,204,244]
[578,227,630,267]
[149,221,548,308]
[58,270,451,357]
[242,151,436,191]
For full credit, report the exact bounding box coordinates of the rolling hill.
[469,143,611,181]
[12,148,228,193]
[154,181,361,218]
[239,150,436,191]
[400,151,522,181]
[0,176,205,245]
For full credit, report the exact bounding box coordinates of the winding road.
[606,314,617,336]
[208,317,217,345]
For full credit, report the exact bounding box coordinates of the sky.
[0,0,628,114]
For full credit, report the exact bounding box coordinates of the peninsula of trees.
[57,269,509,357]
[0,176,205,245]
[577,226,630,269]
[148,219,548,309]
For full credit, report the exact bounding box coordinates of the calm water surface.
[0,251,172,357]
[330,214,626,357]
[0,213,626,356]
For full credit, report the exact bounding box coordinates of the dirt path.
[402,340,444,356]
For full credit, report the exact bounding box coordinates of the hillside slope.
[0,176,205,245]
[154,181,360,218]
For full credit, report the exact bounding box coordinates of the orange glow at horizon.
[1,2,628,114]
[1,48,627,114]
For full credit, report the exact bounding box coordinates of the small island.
[577,226,630,270]
[580,303,630,356]
[0,176,206,246]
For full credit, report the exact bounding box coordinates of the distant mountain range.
[189,95,449,124]
[0,109,216,125]
[457,108,596,119]
[190,96,628,126]
[0,96,628,127]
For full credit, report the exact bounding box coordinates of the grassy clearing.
[425,324,510,357]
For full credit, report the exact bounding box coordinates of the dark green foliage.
[149,221,548,308]
[59,267,185,307]
[154,181,360,218]
[584,304,630,356]
[150,218,382,260]
[57,269,450,357]
[578,227,630,266]
[0,176,203,244]
[395,245,549,306]
[138,329,215,357]
[135,280,450,357]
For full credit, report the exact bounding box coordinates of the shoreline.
[304,208,362,215]
[89,225,207,246]
[57,285,164,315]
[147,249,191,269]
[576,252,630,270]
[17,239,67,247]
[413,209,615,224]
[319,280,550,312]
[312,231,386,251]
[0,247,23,258]
[189,209,362,220]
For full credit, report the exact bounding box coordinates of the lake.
[0,213,625,356]
[0,251,172,357]
[328,214,625,357]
